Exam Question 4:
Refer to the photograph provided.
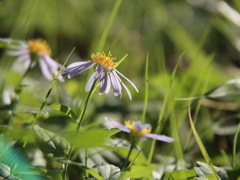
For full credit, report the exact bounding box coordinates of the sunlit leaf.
[34,125,71,157]
[49,103,76,120]
[124,164,155,179]
[65,129,120,148]
[166,169,196,179]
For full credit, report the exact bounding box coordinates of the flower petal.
[61,61,95,78]
[99,69,111,95]
[115,69,139,93]
[85,71,99,92]
[112,70,133,100]
[109,70,122,97]
[39,54,63,81]
[104,117,130,133]
[144,133,174,143]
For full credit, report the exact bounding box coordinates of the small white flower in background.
[7,39,63,81]
[61,52,139,100]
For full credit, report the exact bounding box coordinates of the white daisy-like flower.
[61,52,139,100]
[7,39,63,81]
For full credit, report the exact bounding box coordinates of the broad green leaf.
[93,163,120,180]
[124,164,155,179]
[49,103,76,120]
[167,169,196,179]
[34,125,71,157]
[65,129,120,148]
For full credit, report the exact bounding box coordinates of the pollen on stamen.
[28,39,51,56]
[91,52,116,70]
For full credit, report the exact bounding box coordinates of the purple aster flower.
[61,52,139,100]
[105,117,174,142]
[7,39,63,81]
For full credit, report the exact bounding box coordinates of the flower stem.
[76,80,98,133]
[119,141,135,179]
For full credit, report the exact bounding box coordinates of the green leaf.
[124,164,155,179]
[93,163,120,180]
[34,125,71,157]
[65,129,120,148]
[167,169,196,180]
[49,103,76,120]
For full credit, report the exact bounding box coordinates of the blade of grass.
[188,104,219,180]
[23,47,75,147]
[141,53,149,124]
[147,53,185,168]
[233,123,240,168]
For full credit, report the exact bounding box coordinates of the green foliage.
[34,125,71,157]
[65,129,120,148]
[49,103,76,120]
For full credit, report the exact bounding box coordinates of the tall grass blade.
[141,53,149,124]
[188,104,219,179]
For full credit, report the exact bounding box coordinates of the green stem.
[119,141,136,180]
[23,48,75,147]
[76,80,98,133]
[233,123,240,168]
[141,53,149,124]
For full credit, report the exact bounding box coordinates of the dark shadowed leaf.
[34,125,71,157]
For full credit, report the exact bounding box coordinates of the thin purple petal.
[109,70,122,97]
[134,122,151,131]
[144,133,174,143]
[115,69,139,93]
[99,69,109,95]
[104,117,130,133]
[39,54,63,81]
[61,61,95,78]
[85,71,98,92]
[112,70,133,100]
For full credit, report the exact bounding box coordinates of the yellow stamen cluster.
[28,39,51,56]
[91,52,116,70]
[124,121,152,136]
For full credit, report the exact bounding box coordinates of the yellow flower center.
[91,52,116,70]
[27,39,51,56]
[124,121,152,136]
